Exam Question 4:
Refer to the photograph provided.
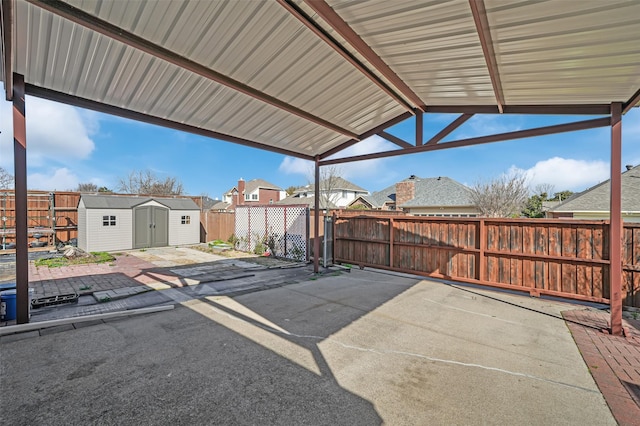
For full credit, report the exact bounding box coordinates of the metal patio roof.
[2,0,639,161]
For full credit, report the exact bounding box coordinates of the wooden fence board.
[334,216,633,306]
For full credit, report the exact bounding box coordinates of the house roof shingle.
[223,178,282,196]
[294,177,367,194]
[550,165,640,212]
[276,195,337,210]
[400,177,474,207]
[355,176,473,208]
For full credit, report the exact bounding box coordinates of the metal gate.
[323,215,333,267]
[235,205,309,262]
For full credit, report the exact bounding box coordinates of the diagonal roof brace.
[320,117,611,165]
[304,0,427,111]
[469,0,505,114]
[27,0,359,140]
[425,114,474,146]
[623,87,640,115]
[278,0,415,113]
[378,131,413,149]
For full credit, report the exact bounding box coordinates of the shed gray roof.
[550,165,640,213]
[80,195,199,210]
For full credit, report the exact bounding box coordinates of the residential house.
[276,194,338,210]
[349,175,480,217]
[291,177,368,208]
[222,178,285,209]
[547,164,640,222]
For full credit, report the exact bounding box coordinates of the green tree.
[285,186,298,196]
[522,193,546,218]
[550,190,573,202]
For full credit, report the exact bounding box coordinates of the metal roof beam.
[425,105,611,115]
[623,87,640,115]
[1,0,14,101]
[303,0,426,111]
[320,117,610,166]
[27,0,359,140]
[277,0,414,113]
[425,114,474,146]
[378,131,413,149]
[319,111,413,159]
[469,0,505,113]
[26,84,315,161]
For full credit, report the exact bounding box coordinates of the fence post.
[389,217,394,268]
[478,219,486,282]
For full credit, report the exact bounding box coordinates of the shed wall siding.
[169,210,200,246]
[86,209,133,252]
[77,203,88,251]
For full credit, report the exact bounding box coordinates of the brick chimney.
[236,178,245,206]
[395,176,416,208]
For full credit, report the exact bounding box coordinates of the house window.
[102,215,116,226]
[181,215,191,225]
[252,194,258,200]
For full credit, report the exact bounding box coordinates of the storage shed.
[77,195,200,252]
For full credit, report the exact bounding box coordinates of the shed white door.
[133,206,169,248]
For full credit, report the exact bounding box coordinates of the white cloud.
[456,115,523,139]
[28,168,79,191]
[0,96,96,167]
[278,156,312,176]
[509,157,609,192]
[278,135,398,181]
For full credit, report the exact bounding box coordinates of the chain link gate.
[234,205,309,262]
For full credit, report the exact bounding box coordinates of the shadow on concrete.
[0,265,423,425]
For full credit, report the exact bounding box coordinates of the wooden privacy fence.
[200,211,235,243]
[333,215,640,307]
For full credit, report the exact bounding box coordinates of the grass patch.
[34,252,116,268]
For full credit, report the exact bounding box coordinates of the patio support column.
[12,73,29,324]
[609,102,623,336]
[313,156,320,273]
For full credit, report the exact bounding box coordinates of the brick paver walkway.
[563,309,640,426]
[29,253,179,298]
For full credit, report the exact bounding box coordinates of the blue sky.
[1,91,639,200]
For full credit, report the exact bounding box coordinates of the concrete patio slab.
[0,270,615,425]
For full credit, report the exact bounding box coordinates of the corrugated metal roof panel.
[325,0,495,105]
[4,0,640,162]
[64,0,404,135]
[486,0,640,104]
[15,1,354,156]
